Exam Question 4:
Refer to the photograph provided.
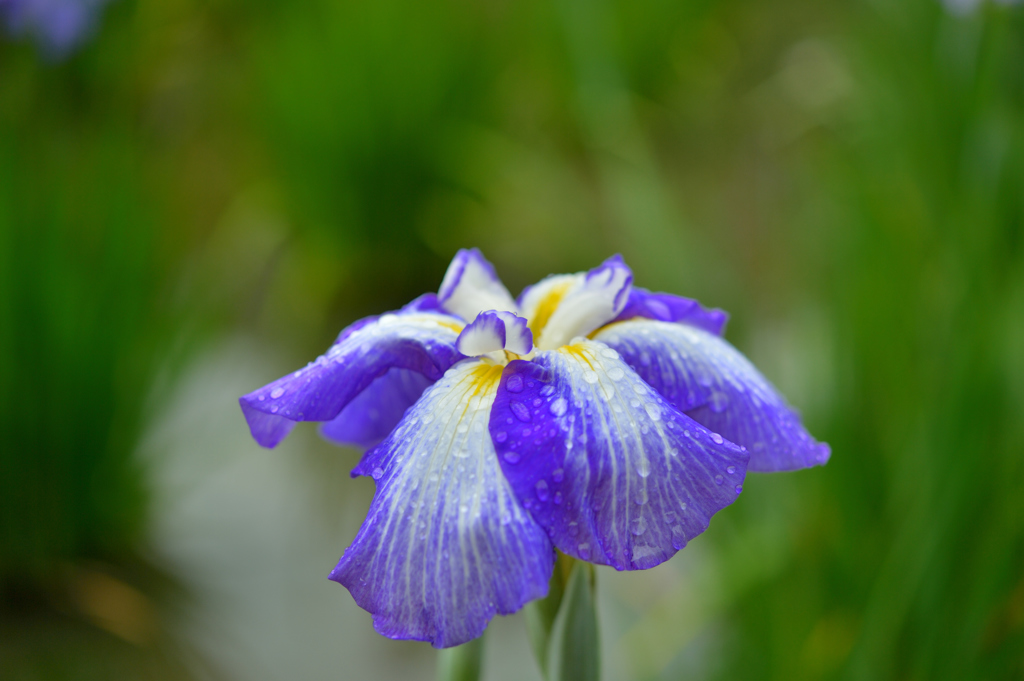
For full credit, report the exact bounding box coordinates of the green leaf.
[545,560,600,681]
[436,633,485,681]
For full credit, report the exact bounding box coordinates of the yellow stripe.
[529,281,572,338]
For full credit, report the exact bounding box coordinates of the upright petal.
[331,359,554,648]
[495,311,533,355]
[438,249,518,321]
[489,339,748,571]
[240,312,465,448]
[530,256,634,350]
[613,287,729,336]
[456,311,507,357]
[319,368,433,448]
[595,319,830,472]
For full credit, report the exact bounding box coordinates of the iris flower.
[240,249,829,648]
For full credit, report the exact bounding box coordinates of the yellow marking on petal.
[468,362,504,396]
[558,343,595,369]
[529,281,572,338]
[436,320,465,334]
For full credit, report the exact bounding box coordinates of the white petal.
[438,249,518,321]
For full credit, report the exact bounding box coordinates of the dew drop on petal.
[503,451,521,464]
[371,467,384,480]
[577,543,591,559]
[535,480,549,501]
[582,370,599,384]
[270,406,278,413]
[630,517,647,536]
[662,511,676,524]
[709,391,729,413]
[644,404,662,421]
[270,388,284,399]
[506,374,524,393]
[636,459,651,478]
[494,431,508,443]
[257,395,265,401]
[600,347,619,359]
[540,385,556,397]
[714,475,724,485]
[554,492,563,505]
[552,468,565,482]
[549,397,568,417]
[735,485,743,494]
[711,433,724,444]
[607,367,625,381]
[510,400,532,422]
[726,465,736,475]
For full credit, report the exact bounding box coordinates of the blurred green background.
[2,0,1023,679]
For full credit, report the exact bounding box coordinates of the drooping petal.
[528,256,634,350]
[240,312,465,448]
[319,368,433,448]
[495,311,533,355]
[438,249,518,321]
[594,319,830,472]
[331,359,554,648]
[613,287,729,336]
[456,311,507,356]
[489,339,748,571]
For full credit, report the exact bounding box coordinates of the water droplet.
[549,397,568,416]
[552,468,565,482]
[455,449,470,459]
[679,501,688,511]
[644,404,662,421]
[460,504,469,514]
[635,488,649,504]
[506,417,514,425]
[270,405,278,413]
[257,395,265,401]
[540,385,556,397]
[726,465,736,475]
[711,433,724,444]
[503,451,521,464]
[510,400,532,422]
[600,347,619,359]
[582,370,599,384]
[527,380,536,388]
[630,398,641,408]
[607,367,625,381]
[422,414,435,424]
[577,543,591,559]
[630,517,647,535]
[270,388,284,399]
[568,522,579,536]
[714,475,724,485]
[506,374,524,393]
[709,391,729,413]
[429,473,440,482]
[636,459,651,478]
[554,492,563,505]
[456,423,469,434]
[735,485,743,493]
[662,511,676,524]
[371,467,384,480]
[535,480,549,501]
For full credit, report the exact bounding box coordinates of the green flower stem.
[526,553,600,681]
[437,631,485,681]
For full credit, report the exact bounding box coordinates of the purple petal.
[489,339,749,571]
[438,248,518,321]
[331,359,554,648]
[456,311,507,356]
[239,311,465,448]
[612,287,728,336]
[319,368,433,448]
[595,319,830,472]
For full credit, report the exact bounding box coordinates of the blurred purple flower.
[239,249,830,648]
[0,0,110,57]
